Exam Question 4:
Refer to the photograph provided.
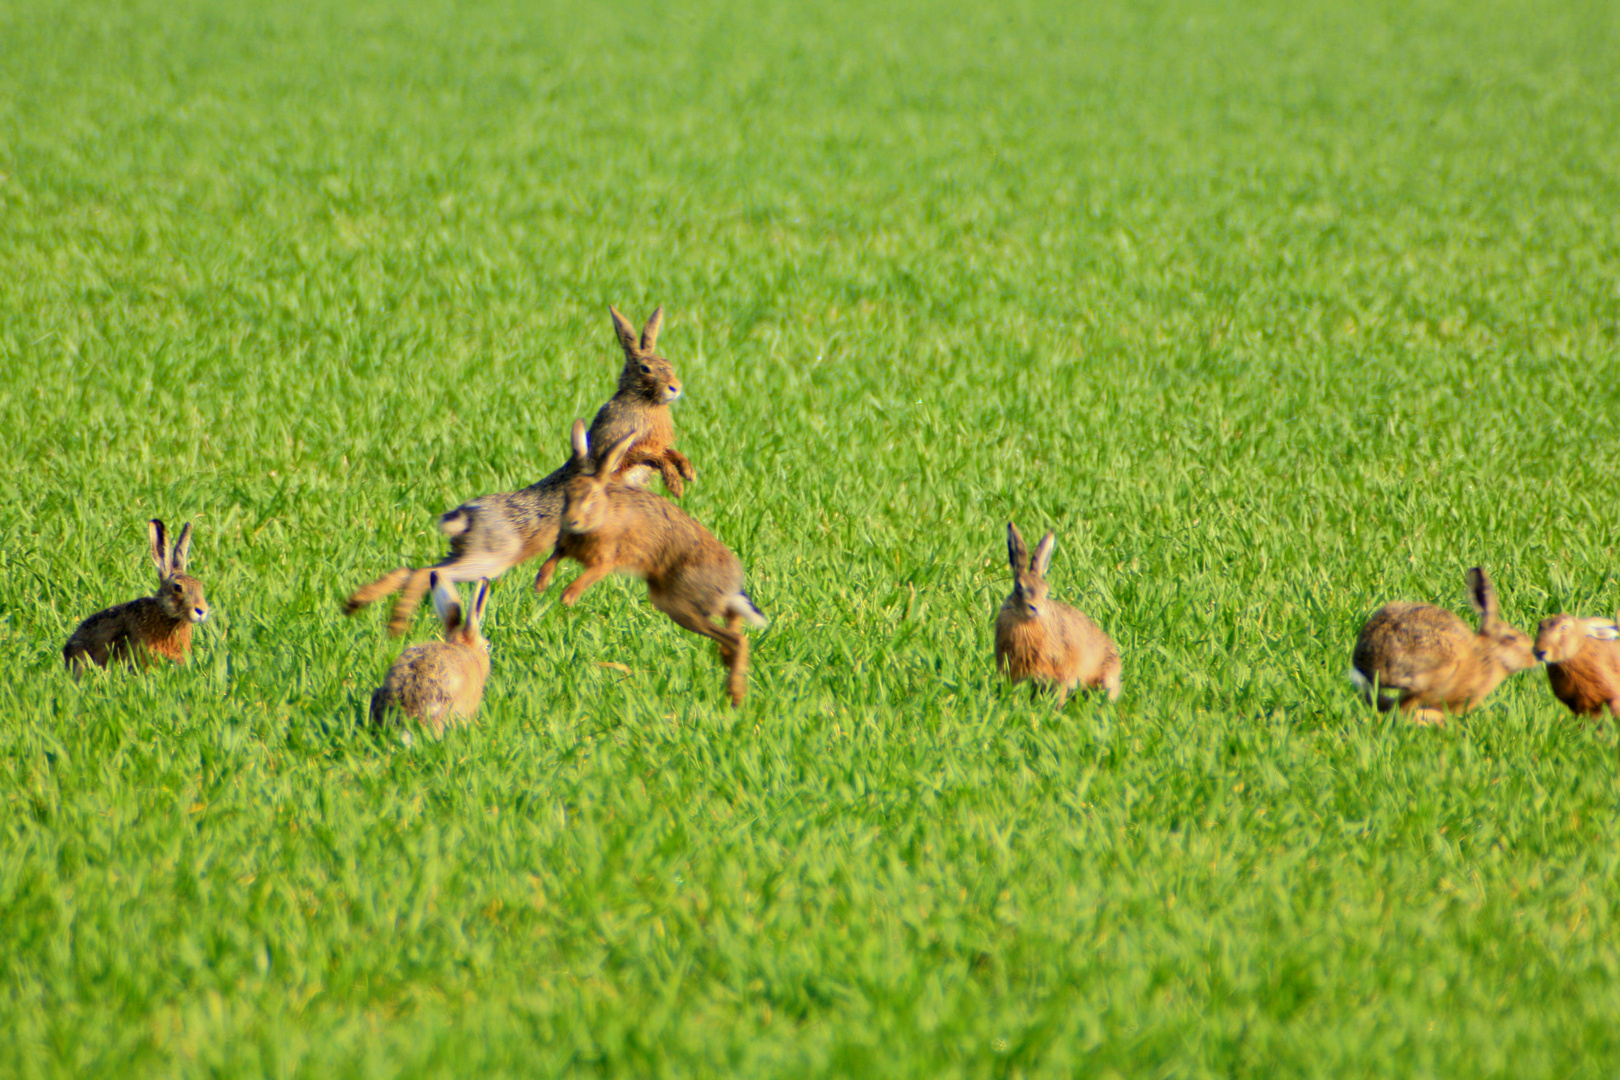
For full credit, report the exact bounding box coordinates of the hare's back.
[1353,602,1471,679]
[1053,602,1116,662]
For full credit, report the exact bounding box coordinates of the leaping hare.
[535,420,765,706]
[1351,567,1538,724]
[345,304,695,637]
[64,520,209,672]
[370,574,491,737]
[994,523,1121,704]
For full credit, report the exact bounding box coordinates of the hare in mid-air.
[1350,567,1538,724]
[345,304,695,637]
[1534,610,1620,718]
[63,520,209,672]
[535,420,764,706]
[370,574,491,737]
[994,523,1121,704]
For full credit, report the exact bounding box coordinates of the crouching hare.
[370,574,491,737]
[995,523,1121,704]
[1534,611,1620,718]
[1351,567,1538,724]
[64,520,209,673]
[535,420,765,706]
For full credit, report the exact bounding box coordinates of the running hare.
[1534,610,1620,718]
[995,523,1121,704]
[370,574,491,736]
[345,304,694,636]
[64,520,209,672]
[1351,567,1537,724]
[535,420,765,706]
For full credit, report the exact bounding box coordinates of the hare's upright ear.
[171,522,193,575]
[430,572,464,634]
[640,306,664,353]
[1006,522,1028,573]
[569,419,591,469]
[608,305,641,356]
[470,579,490,629]
[1032,532,1057,579]
[1583,618,1620,642]
[600,431,637,478]
[149,520,170,578]
[1465,567,1499,625]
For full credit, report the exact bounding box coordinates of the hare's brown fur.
[589,305,695,496]
[535,421,764,706]
[994,523,1121,704]
[345,304,693,637]
[1351,567,1537,724]
[370,576,491,736]
[1535,612,1620,718]
[64,520,209,673]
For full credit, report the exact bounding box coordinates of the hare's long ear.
[608,305,641,356]
[1032,532,1057,579]
[600,431,637,478]
[149,520,170,578]
[471,579,490,630]
[640,306,664,353]
[1006,522,1028,573]
[569,418,591,469]
[171,522,193,575]
[1583,618,1620,641]
[430,572,464,634]
[1465,567,1499,625]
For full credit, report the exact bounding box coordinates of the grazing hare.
[1534,611,1620,718]
[64,520,209,672]
[345,304,694,637]
[1351,567,1537,724]
[370,574,491,736]
[994,523,1121,704]
[535,420,765,706]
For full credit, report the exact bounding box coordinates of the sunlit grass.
[2,0,1619,1076]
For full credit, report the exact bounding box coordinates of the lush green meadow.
[3,0,1620,1075]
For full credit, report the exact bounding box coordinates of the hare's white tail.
[727,592,767,629]
[439,508,470,537]
[1348,666,1376,703]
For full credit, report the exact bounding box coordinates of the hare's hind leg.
[346,568,412,616]
[663,607,748,706]
[720,612,751,706]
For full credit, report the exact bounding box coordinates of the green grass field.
[4,0,1620,1075]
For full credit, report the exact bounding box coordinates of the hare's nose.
[1535,649,1548,662]
[193,607,208,622]
[663,384,682,402]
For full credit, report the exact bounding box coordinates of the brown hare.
[535,420,765,706]
[994,523,1121,704]
[345,304,694,637]
[370,574,491,737]
[64,520,209,672]
[1351,567,1538,724]
[1534,611,1620,718]
[588,305,696,497]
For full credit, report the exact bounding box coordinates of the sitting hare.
[64,520,209,672]
[370,574,491,737]
[995,523,1121,704]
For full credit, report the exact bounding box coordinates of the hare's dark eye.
[172,584,183,594]
[638,363,652,375]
